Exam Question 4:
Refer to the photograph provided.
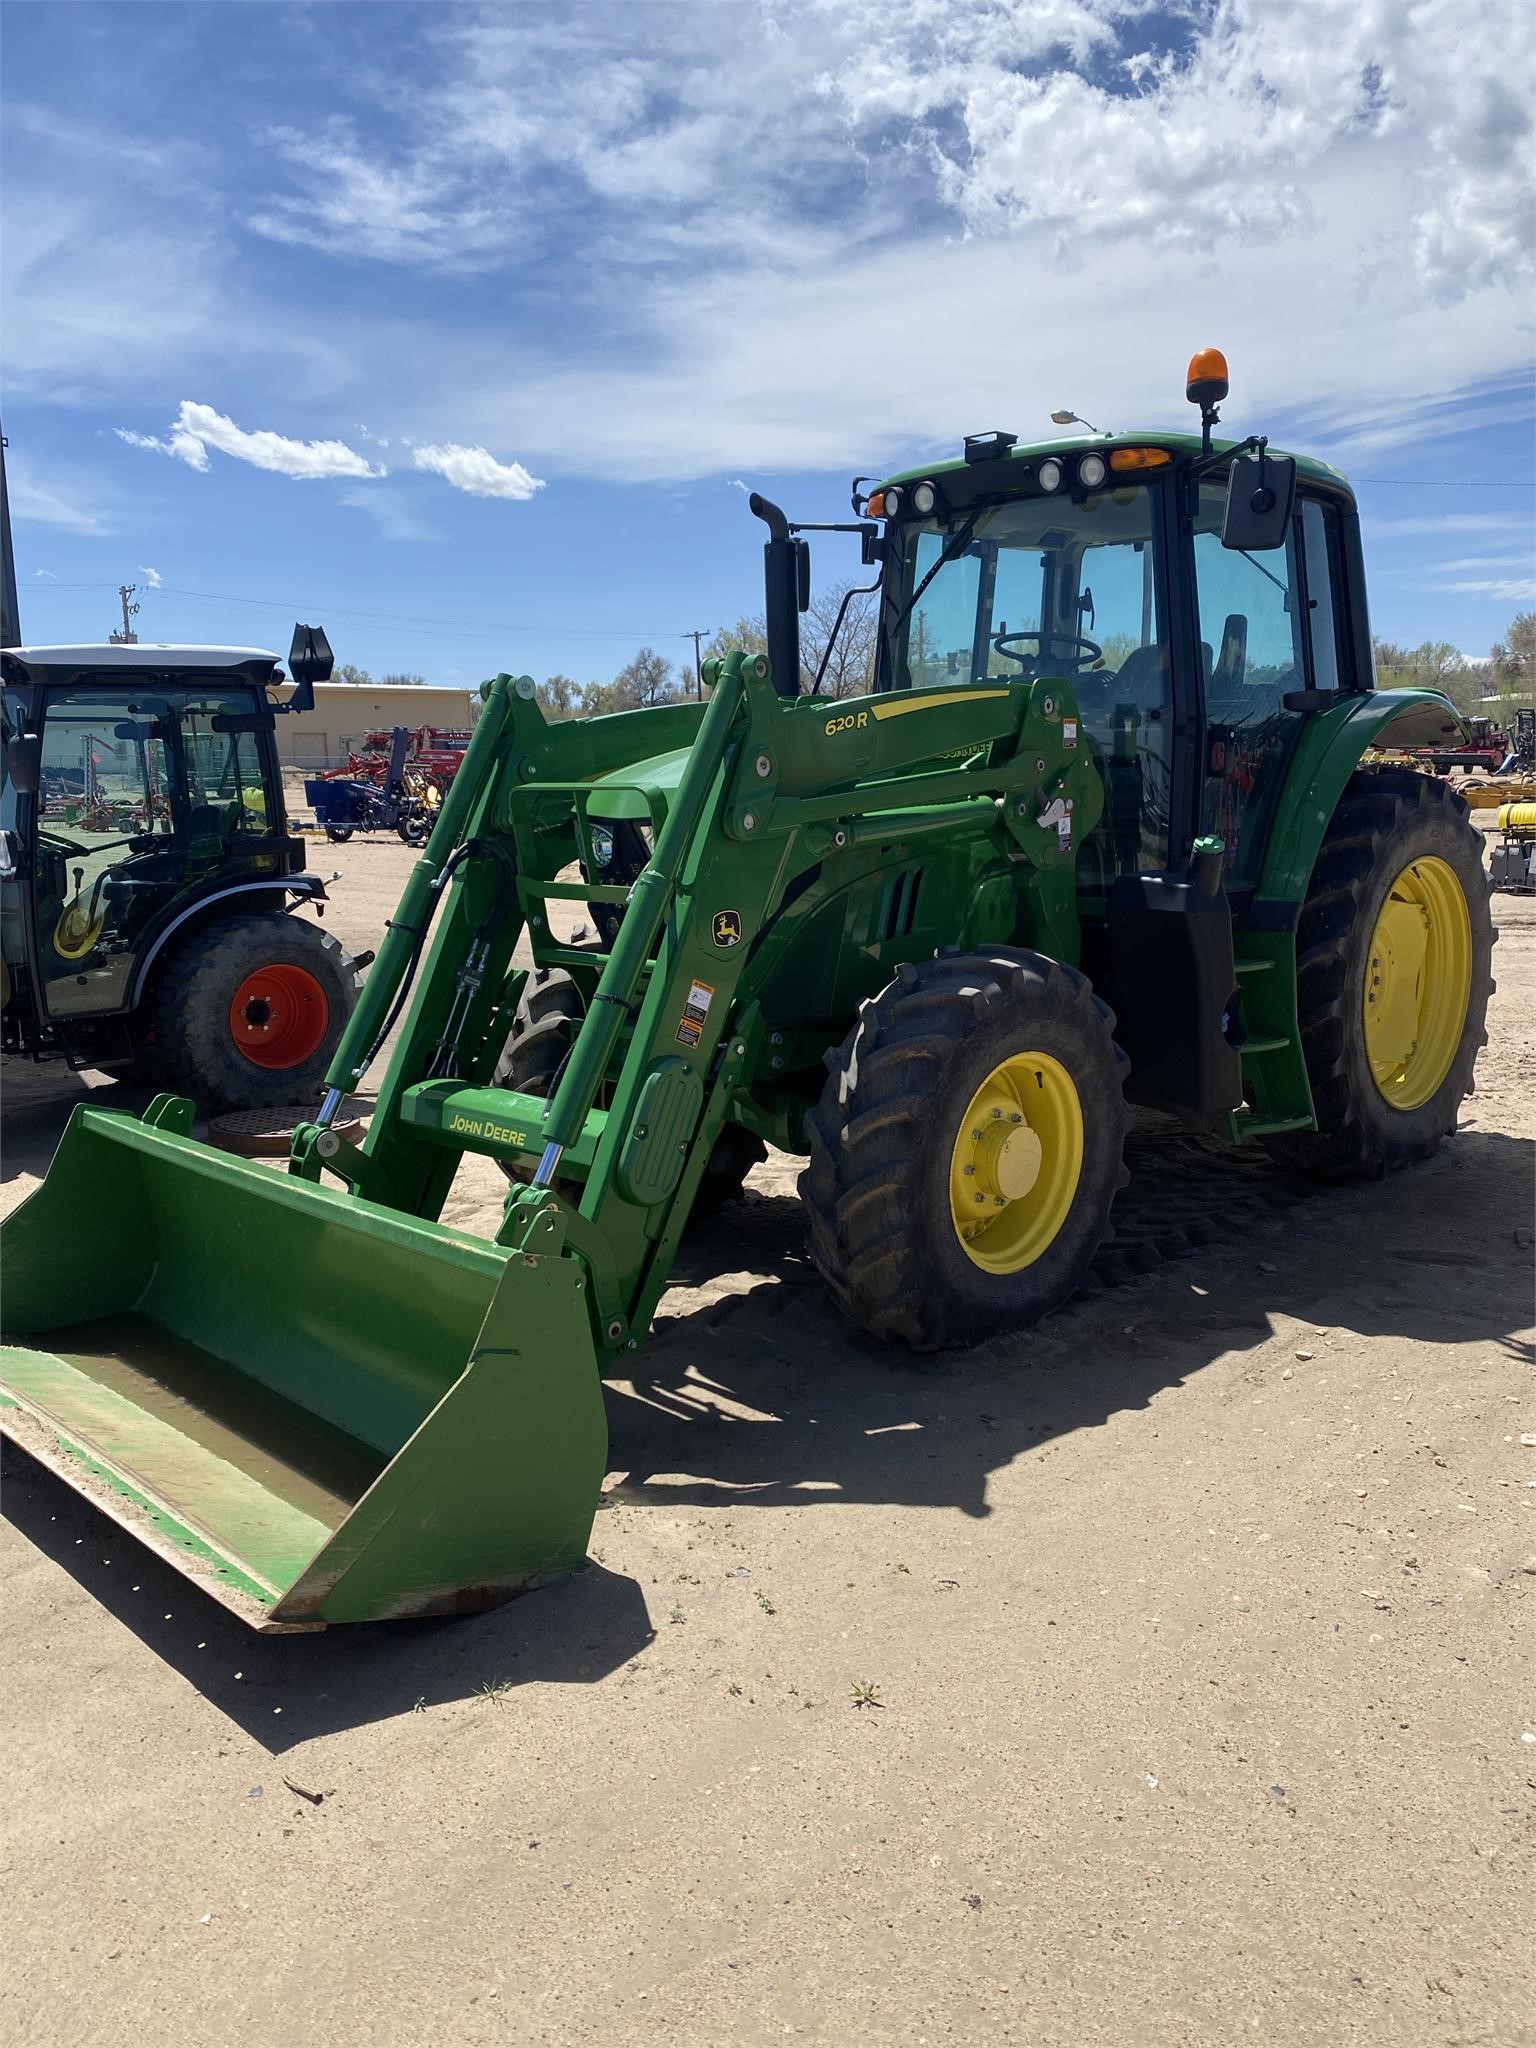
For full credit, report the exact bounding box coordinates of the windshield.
[885,478,1177,879]
[885,482,1162,691]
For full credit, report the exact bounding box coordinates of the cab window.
[1193,481,1307,888]
[887,482,1171,878]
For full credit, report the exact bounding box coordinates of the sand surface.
[3,831,1532,2047]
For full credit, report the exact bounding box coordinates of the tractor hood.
[584,745,694,821]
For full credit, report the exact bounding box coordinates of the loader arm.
[297,651,1100,1359]
[0,648,1094,1626]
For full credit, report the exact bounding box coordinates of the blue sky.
[4,0,1533,687]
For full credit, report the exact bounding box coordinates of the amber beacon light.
[1185,347,1230,408]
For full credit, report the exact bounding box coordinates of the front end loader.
[1,353,1492,1628]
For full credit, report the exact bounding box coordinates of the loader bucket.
[0,1106,607,1630]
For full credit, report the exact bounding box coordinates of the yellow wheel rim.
[1362,855,1471,1111]
[949,1050,1084,1273]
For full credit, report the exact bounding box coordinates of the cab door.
[1191,482,1345,891]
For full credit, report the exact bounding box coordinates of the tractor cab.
[1,627,359,1103]
[867,398,1343,905]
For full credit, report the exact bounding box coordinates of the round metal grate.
[207,1108,365,1158]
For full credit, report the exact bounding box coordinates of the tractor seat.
[1077,643,1169,731]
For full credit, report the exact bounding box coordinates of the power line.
[21,579,686,644]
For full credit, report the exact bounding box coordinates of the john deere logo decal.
[712,909,743,949]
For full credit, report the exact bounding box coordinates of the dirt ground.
[2,829,1533,2048]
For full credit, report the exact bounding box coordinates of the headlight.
[1037,458,1063,493]
[590,824,615,868]
[1078,452,1108,490]
[910,479,937,517]
[884,485,904,518]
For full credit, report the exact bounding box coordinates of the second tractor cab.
[1,625,364,1108]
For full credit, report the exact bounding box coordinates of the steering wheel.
[991,630,1103,677]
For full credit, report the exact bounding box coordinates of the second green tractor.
[0,352,1491,1629]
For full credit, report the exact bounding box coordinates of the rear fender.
[126,876,328,1007]
[1251,688,1467,917]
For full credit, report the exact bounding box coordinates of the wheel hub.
[227,963,330,1071]
[972,1118,1044,1202]
[948,1052,1084,1274]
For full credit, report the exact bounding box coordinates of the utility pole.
[682,628,710,699]
[110,583,140,644]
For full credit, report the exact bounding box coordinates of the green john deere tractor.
[0,351,1490,1630]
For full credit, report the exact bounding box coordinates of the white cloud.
[7,454,114,535]
[116,404,384,481]
[1439,576,1536,600]
[34,568,57,580]
[248,123,508,269]
[340,486,438,542]
[246,0,1534,310]
[410,443,544,501]
[138,565,163,589]
[1366,513,1532,537]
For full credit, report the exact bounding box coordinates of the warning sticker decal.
[675,977,715,1049]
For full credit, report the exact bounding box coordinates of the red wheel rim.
[227,963,330,1070]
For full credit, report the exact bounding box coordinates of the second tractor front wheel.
[801,948,1129,1350]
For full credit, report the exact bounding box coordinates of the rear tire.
[492,967,766,1202]
[800,948,1129,1350]
[1268,768,1493,1178]
[151,914,359,1112]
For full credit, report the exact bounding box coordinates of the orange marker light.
[865,489,887,519]
[1109,447,1173,471]
[1186,347,1230,405]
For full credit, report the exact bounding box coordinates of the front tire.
[1270,768,1493,1178]
[800,948,1129,1349]
[492,967,766,1201]
[151,914,359,1111]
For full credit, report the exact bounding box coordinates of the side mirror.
[794,537,811,613]
[282,623,334,715]
[1222,453,1296,553]
[6,734,40,794]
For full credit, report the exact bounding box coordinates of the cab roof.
[2,643,281,688]
[879,429,1352,497]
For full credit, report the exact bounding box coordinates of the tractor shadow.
[605,1125,1535,1520]
[3,1124,1528,1751]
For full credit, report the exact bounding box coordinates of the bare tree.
[580,646,683,717]
[706,583,878,696]
[803,578,879,697]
